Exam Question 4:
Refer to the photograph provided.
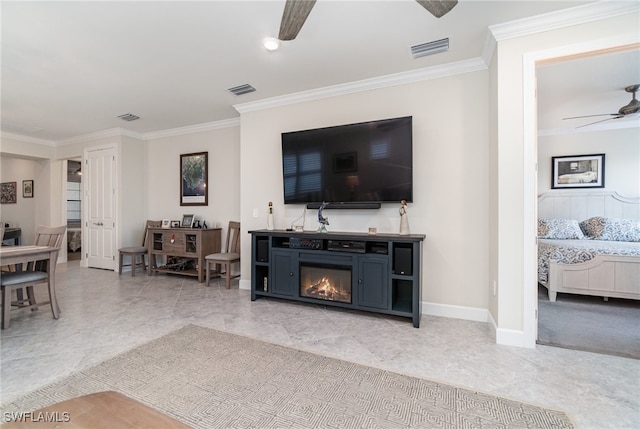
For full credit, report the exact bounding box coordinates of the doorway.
[529,44,640,357]
[67,159,82,261]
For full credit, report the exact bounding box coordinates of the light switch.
[252,208,259,218]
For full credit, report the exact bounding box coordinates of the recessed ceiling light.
[263,37,280,51]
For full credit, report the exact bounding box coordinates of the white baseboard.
[421,301,489,323]
[239,279,251,290]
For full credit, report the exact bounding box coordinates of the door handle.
[93,222,104,226]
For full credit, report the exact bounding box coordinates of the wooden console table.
[147,227,221,283]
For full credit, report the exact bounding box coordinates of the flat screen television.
[281,116,412,207]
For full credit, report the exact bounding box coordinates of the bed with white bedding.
[537,192,640,302]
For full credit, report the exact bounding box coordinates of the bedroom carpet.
[537,286,640,360]
[2,324,574,429]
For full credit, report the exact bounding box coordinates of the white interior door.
[85,147,117,270]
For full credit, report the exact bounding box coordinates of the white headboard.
[538,191,640,221]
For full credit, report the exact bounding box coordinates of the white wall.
[119,136,147,248]
[538,127,640,198]
[240,71,491,311]
[0,156,43,244]
[146,126,241,244]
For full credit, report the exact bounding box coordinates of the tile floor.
[1,261,638,428]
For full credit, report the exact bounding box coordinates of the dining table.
[0,245,61,324]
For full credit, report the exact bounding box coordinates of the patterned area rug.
[2,325,574,428]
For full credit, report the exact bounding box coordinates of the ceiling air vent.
[228,84,256,96]
[117,113,140,122]
[410,38,449,59]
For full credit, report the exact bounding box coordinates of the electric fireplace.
[300,262,352,304]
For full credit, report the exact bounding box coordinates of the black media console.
[249,230,425,327]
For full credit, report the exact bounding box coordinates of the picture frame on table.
[181,214,195,228]
[23,180,34,198]
[552,153,605,189]
[161,219,171,229]
[171,220,181,228]
[180,152,208,206]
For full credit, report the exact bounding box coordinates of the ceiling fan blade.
[576,115,624,128]
[415,0,458,18]
[279,0,317,41]
[562,113,618,120]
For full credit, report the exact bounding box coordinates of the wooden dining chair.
[118,220,162,276]
[205,221,240,289]
[0,225,66,329]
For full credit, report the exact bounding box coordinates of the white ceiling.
[537,49,640,132]
[1,0,638,143]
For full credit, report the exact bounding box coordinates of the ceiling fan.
[278,0,458,41]
[562,84,640,128]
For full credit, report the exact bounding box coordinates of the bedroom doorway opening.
[532,44,640,359]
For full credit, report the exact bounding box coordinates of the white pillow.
[538,218,585,239]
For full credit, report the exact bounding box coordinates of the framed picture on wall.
[1,182,17,204]
[180,152,208,206]
[552,154,605,189]
[23,180,33,198]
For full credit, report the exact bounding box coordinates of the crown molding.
[483,1,639,65]
[234,58,487,114]
[490,1,639,42]
[1,131,56,146]
[1,118,241,148]
[143,117,240,140]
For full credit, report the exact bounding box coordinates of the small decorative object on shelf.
[317,201,329,233]
[267,201,274,230]
[399,199,410,235]
[202,220,208,229]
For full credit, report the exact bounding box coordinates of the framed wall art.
[552,154,605,189]
[1,182,17,204]
[23,180,33,198]
[180,152,208,206]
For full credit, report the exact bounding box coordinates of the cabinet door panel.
[358,257,389,309]
[271,250,297,296]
